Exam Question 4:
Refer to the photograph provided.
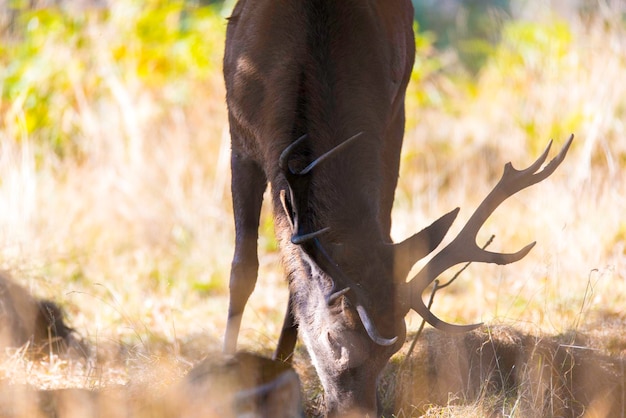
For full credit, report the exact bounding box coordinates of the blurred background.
[0,0,624,390]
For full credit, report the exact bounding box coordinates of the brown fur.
[0,272,83,355]
[221,1,573,416]
[223,1,415,415]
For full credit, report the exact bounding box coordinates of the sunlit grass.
[0,2,625,416]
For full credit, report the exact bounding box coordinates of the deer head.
[278,133,573,415]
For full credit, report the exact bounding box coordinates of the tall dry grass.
[0,1,625,416]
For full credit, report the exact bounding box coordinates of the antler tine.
[291,227,331,245]
[299,132,364,175]
[279,132,365,176]
[279,134,309,172]
[355,305,398,346]
[279,131,397,346]
[281,187,328,245]
[461,134,573,240]
[533,133,573,181]
[406,136,574,329]
[280,132,366,245]
[313,239,399,346]
[326,287,351,305]
[412,295,483,333]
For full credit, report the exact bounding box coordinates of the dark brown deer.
[222,0,573,415]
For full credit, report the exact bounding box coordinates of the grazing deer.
[222,0,573,415]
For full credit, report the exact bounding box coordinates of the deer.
[221,0,573,416]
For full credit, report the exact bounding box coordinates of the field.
[0,1,625,416]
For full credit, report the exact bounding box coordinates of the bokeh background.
[0,0,624,413]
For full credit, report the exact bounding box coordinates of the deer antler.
[312,238,398,346]
[405,135,574,333]
[279,133,362,244]
[279,132,397,346]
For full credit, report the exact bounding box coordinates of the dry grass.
[0,2,625,417]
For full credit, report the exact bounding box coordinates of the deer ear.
[392,208,459,282]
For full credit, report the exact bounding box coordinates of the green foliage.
[489,19,577,152]
[457,37,496,74]
[409,25,444,106]
[110,1,223,87]
[0,1,225,161]
[492,19,573,78]
[405,24,456,132]
[2,9,90,158]
[408,17,581,156]
[413,0,511,74]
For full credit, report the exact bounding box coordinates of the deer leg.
[274,292,298,363]
[224,152,267,354]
